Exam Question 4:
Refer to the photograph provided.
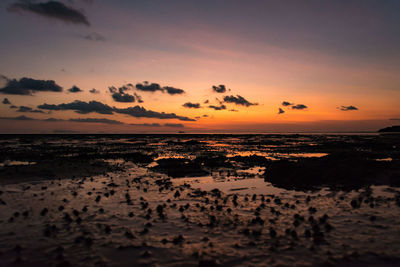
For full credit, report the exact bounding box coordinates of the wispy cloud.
[209,104,226,110]
[8,0,90,26]
[17,106,45,113]
[339,105,358,111]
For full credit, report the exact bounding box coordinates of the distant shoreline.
[0,132,383,136]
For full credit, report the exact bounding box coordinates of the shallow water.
[0,134,399,266]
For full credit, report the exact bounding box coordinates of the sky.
[0,0,399,133]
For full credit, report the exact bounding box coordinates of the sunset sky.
[0,0,399,133]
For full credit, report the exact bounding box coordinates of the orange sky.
[0,0,399,133]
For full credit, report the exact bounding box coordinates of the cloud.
[278,108,285,114]
[112,92,135,102]
[129,123,161,127]
[135,82,185,95]
[339,105,358,111]
[135,82,163,92]
[0,76,63,95]
[37,100,196,121]
[212,85,227,93]
[292,104,308,110]
[129,123,183,128]
[0,115,124,126]
[209,104,226,110]
[115,106,195,121]
[282,101,293,106]
[69,118,123,125]
[44,118,63,122]
[109,85,140,103]
[164,86,184,95]
[10,105,17,109]
[89,88,99,94]
[17,106,45,113]
[389,118,400,121]
[0,115,35,121]
[68,85,83,93]
[82,32,106,42]
[229,109,238,112]
[183,102,201,109]
[2,98,11,104]
[38,100,114,114]
[223,95,257,107]
[204,100,209,104]
[164,123,184,128]
[8,0,90,26]
[203,114,209,117]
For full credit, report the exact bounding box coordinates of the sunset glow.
[1,0,399,133]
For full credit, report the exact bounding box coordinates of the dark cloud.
[38,100,114,114]
[129,123,161,127]
[17,106,45,113]
[135,82,163,92]
[389,118,400,121]
[109,84,139,103]
[2,98,11,105]
[69,118,123,125]
[10,105,17,109]
[204,100,209,104]
[82,32,106,42]
[212,85,227,93]
[203,114,209,117]
[229,109,238,112]
[135,82,185,95]
[339,105,358,111]
[183,102,201,109]
[89,88,99,94]
[44,118,63,122]
[223,95,257,107]
[278,108,285,114]
[37,100,195,121]
[282,101,293,106]
[112,92,135,103]
[0,76,63,95]
[164,86,184,95]
[164,123,184,128]
[67,85,83,93]
[0,115,35,121]
[0,115,120,125]
[115,106,195,121]
[292,104,308,110]
[8,1,90,26]
[209,104,226,111]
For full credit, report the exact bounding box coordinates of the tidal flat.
[0,134,399,266]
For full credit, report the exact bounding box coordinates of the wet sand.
[0,134,399,266]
